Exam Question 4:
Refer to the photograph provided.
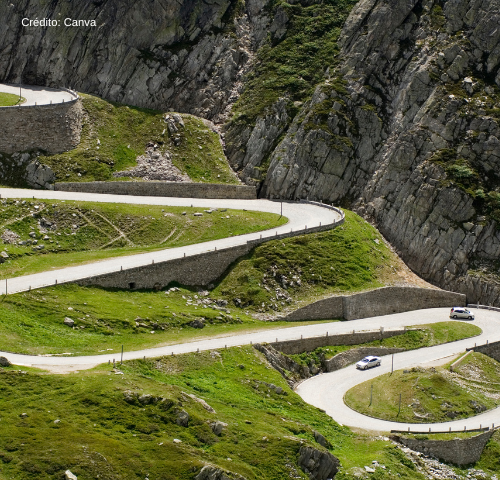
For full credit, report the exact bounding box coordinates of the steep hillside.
[260,0,500,305]
[2,0,500,304]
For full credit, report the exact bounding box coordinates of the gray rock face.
[298,446,340,480]
[0,0,272,124]
[25,160,55,190]
[195,466,247,480]
[225,98,291,185]
[0,356,11,367]
[260,0,500,306]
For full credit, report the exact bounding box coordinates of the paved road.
[0,188,341,295]
[0,83,76,106]
[296,308,500,433]
[1,308,488,371]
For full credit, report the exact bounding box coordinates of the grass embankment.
[0,284,326,356]
[345,351,500,424]
[289,322,482,367]
[213,210,425,314]
[0,348,427,480]
[39,93,237,184]
[0,198,286,278]
[0,92,25,106]
[0,209,423,355]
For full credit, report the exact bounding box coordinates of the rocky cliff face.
[260,0,500,305]
[0,0,272,123]
[3,0,500,305]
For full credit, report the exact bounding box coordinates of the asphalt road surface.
[296,308,500,433]
[0,188,342,295]
[0,83,76,106]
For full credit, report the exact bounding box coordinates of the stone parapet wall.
[271,329,406,355]
[76,243,250,290]
[468,340,500,362]
[283,287,466,322]
[343,287,466,320]
[0,99,82,154]
[391,430,495,466]
[55,181,257,199]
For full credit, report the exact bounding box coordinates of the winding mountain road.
[296,308,500,433]
[0,188,342,295]
[1,188,499,433]
[0,83,76,106]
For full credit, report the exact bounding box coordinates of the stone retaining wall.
[76,243,250,290]
[324,347,405,372]
[0,98,82,154]
[271,329,406,355]
[468,340,500,362]
[283,287,466,322]
[391,430,495,466]
[73,211,345,290]
[55,181,257,199]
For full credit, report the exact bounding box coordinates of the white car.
[356,356,381,370]
[449,307,475,320]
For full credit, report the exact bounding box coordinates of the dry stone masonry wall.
[55,181,257,199]
[283,287,466,322]
[391,430,495,466]
[271,329,407,355]
[0,99,82,155]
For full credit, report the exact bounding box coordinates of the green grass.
[0,198,286,278]
[0,348,426,480]
[213,210,400,313]
[288,322,482,367]
[230,0,358,127]
[345,352,500,424]
[0,284,331,355]
[38,93,238,184]
[0,92,25,106]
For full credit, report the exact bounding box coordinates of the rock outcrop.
[298,446,340,480]
[260,0,500,305]
[195,466,247,480]
[0,0,272,124]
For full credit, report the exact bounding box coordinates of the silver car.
[356,356,381,370]
[449,307,475,320]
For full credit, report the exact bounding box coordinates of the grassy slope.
[288,322,482,367]
[0,198,285,278]
[345,351,499,424]
[0,284,330,355]
[0,92,25,106]
[0,210,420,355]
[39,93,238,184]
[213,210,416,314]
[230,0,358,128]
[0,349,425,480]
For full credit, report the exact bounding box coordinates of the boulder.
[195,466,247,480]
[176,410,189,427]
[63,317,75,327]
[298,446,340,480]
[313,431,331,449]
[65,470,78,480]
[0,357,11,367]
[211,421,227,436]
